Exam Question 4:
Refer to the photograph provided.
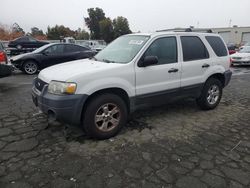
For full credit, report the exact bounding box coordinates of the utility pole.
[229,19,232,27]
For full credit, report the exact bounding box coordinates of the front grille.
[232,57,242,60]
[34,78,47,92]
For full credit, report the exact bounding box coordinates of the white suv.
[32,31,232,139]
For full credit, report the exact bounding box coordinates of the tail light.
[0,51,7,64]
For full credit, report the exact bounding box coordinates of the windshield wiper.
[102,59,116,63]
[89,57,97,61]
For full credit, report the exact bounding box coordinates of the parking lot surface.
[0,67,250,188]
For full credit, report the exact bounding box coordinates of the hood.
[10,52,33,62]
[231,52,250,58]
[38,59,124,83]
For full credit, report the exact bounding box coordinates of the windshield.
[239,46,250,53]
[33,43,52,53]
[95,35,150,64]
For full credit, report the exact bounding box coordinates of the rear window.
[206,36,228,57]
[181,36,209,61]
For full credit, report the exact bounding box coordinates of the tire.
[83,93,128,139]
[16,45,22,50]
[22,61,38,75]
[196,78,223,110]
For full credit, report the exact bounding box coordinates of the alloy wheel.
[24,62,37,74]
[94,103,121,132]
[207,84,220,105]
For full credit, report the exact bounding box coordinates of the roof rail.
[156,28,213,33]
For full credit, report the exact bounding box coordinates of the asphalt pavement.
[0,67,250,188]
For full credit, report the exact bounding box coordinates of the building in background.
[211,26,250,46]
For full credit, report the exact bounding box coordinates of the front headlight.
[48,81,77,95]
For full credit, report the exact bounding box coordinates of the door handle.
[168,68,179,73]
[202,63,210,68]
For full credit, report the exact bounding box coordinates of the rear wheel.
[22,61,38,75]
[83,93,128,139]
[196,78,223,110]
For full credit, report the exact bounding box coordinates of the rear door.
[63,44,89,61]
[180,35,211,94]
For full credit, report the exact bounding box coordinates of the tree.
[31,27,44,37]
[99,18,114,43]
[12,23,25,34]
[113,16,132,39]
[84,7,106,39]
[75,28,90,40]
[0,23,24,40]
[46,25,75,40]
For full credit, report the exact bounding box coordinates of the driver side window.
[45,45,64,54]
[144,37,177,65]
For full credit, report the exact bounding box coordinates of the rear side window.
[205,36,228,57]
[28,37,37,42]
[17,37,28,42]
[65,45,87,53]
[181,36,209,61]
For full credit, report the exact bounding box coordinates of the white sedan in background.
[231,46,250,66]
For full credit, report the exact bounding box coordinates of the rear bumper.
[224,69,232,87]
[32,79,88,126]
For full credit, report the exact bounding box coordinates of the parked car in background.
[92,44,106,52]
[239,42,250,50]
[231,46,250,66]
[8,36,49,50]
[227,43,237,54]
[62,37,76,44]
[10,43,96,74]
[0,42,12,78]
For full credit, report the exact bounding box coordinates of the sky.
[1,0,250,33]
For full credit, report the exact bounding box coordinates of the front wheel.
[196,78,223,110]
[83,93,128,139]
[22,61,38,75]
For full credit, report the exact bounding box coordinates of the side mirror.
[138,56,158,67]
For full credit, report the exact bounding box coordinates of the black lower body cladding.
[224,69,232,87]
[32,81,88,126]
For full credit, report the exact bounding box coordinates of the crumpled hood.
[10,52,33,61]
[38,59,123,83]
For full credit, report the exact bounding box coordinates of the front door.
[135,36,181,105]
[40,44,65,68]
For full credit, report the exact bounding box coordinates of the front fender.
[76,77,135,97]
